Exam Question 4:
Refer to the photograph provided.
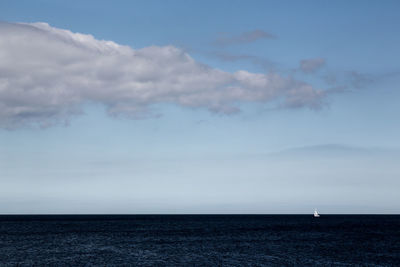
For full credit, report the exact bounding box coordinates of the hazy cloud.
[299,58,326,73]
[323,71,385,91]
[213,30,276,46]
[211,51,276,70]
[0,22,325,128]
[347,71,375,89]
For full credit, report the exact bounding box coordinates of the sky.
[0,0,399,214]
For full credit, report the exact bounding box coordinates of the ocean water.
[0,215,399,266]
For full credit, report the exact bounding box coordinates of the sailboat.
[314,209,320,217]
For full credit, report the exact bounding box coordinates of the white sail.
[314,209,320,217]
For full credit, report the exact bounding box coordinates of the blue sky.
[0,0,399,213]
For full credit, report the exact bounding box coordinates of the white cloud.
[0,22,325,128]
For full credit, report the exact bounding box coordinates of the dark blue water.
[0,215,399,266]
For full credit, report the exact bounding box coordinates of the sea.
[0,215,399,266]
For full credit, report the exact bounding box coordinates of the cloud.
[213,30,276,46]
[210,51,276,70]
[0,22,325,129]
[347,71,375,89]
[322,70,397,91]
[299,58,326,73]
